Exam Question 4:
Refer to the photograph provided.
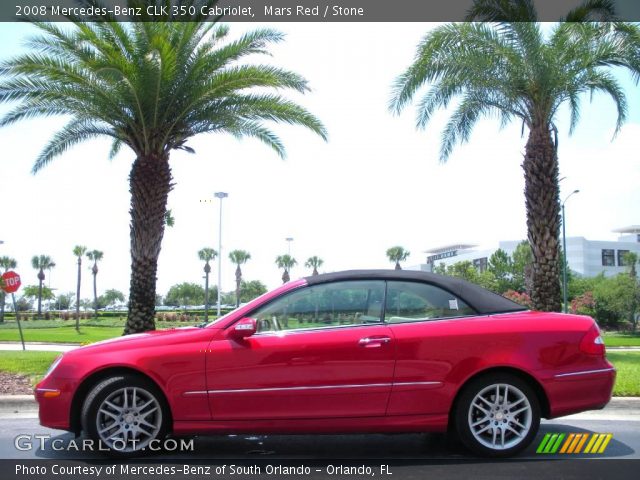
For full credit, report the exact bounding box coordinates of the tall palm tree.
[390,0,640,311]
[0,256,17,323]
[305,256,324,276]
[276,255,297,284]
[31,255,55,319]
[386,246,410,270]
[198,247,217,321]
[0,3,327,334]
[229,250,251,307]
[72,245,87,331]
[86,250,103,318]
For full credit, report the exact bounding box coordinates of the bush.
[503,290,533,308]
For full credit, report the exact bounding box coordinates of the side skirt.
[173,414,449,436]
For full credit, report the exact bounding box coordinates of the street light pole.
[214,192,228,317]
[562,189,580,313]
[286,237,293,255]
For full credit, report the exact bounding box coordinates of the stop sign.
[1,271,21,294]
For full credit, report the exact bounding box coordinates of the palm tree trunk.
[75,258,81,330]
[395,261,401,270]
[282,270,290,284]
[204,269,209,322]
[523,124,562,312]
[235,265,242,307]
[92,270,98,319]
[124,153,173,334]
[37,270,44,319]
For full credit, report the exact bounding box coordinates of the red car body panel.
[35,274,615,435]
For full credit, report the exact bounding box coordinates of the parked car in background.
[35,270,614,457]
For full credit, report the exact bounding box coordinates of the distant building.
[409,226,640,278]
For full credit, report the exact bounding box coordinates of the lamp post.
[286,237,293,255]
[214,192,228,317]
[562,189,580,313]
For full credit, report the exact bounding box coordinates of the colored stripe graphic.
[536,433,552,453]
[574,433,589,453]
[559,433,575,453]
[537,433,612,454]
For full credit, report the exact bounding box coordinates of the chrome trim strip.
[198,381,442,395]
[35,388,60,392]
[393,381,442,387]
[208,383,391,394]
[554,368,615,378]
[183,390,208,396]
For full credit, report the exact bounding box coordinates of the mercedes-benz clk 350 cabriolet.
[35,270,615,457]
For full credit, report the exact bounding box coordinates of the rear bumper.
[544,366,616,418]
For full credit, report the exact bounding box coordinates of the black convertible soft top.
[304,269,527,315]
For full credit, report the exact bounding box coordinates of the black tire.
[454,373,540,457]
[81,374,168,457]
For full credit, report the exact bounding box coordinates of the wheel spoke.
[467,382,533,451]
[104,400,123,414]
[472,402,489,414]
[99,408,120,421]
[506,424,523,437]
[471,417,490,427]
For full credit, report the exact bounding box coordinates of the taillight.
[579,324,606,356]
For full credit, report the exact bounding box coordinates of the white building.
[410,226,640,278]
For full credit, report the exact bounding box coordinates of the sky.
[0,21,638,302]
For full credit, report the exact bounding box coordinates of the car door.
[205,280,396,420]
[383,280,477,416]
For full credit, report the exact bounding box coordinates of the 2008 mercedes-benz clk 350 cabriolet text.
[35,270,615,457]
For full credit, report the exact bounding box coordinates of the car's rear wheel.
[454,373,540,457]
[81,375,168,457]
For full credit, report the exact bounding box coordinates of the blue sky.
[0,21,638,301]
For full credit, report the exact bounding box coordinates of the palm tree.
[72,245,87,331]
[276,255,298,284]
[0,3,327,334]
[390,0,640,311]
[229,250,251,307]
[305,256,324,276]
[86,250,103,318]
[0,256,17,323]
[31,255,55,319]
[198,247,217,321]
[386,246,410,270]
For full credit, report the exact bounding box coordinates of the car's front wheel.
[81,375,168,457]
[454,373,540,457]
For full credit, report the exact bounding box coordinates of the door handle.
[359,336,391,347]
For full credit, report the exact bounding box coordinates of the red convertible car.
[35,270,615,457]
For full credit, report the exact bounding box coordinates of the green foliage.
[198,248,217,262]
[164,282,209,307]
[386,246,410,269]
[239,280,268,303]
[54,292,74,310]
[229,250,251,265]
[512,241,533,292]
[99,289,125,307]
[22,285,55,301]
[488,249,513,293]
[569,273,640,330]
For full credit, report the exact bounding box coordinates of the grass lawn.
[0,351,59,384]
[0,350,637,396]
[607,351,640,397]
[603,332,640,347]
[0,326,125,344]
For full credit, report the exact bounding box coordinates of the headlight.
[43,355,63,379]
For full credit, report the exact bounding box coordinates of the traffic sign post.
[1,271,25,351]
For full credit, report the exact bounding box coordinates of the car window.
[384,281,475,323]
[251,280,385,333]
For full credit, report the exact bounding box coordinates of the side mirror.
[228,317,257,339]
